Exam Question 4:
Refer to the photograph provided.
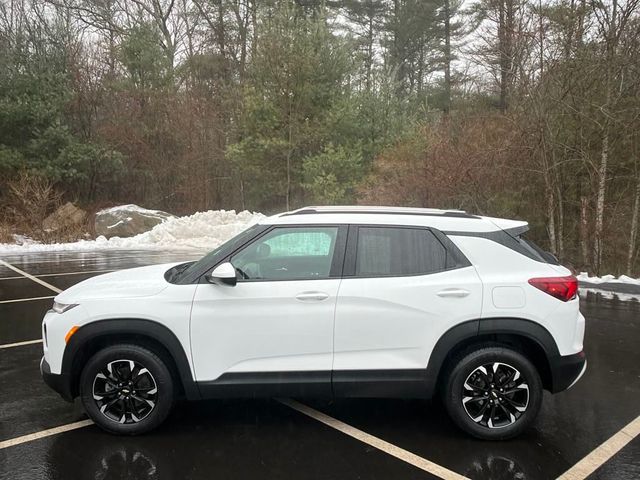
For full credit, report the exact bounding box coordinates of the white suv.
[41,206,586,439]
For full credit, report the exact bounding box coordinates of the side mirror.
[205,262,237,286]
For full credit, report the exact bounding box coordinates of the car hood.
[55,262,181,303]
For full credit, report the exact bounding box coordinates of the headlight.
[52,301,79,314]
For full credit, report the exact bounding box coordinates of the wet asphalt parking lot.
[0,250,638,480]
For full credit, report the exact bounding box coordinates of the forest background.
[1,0,639,275]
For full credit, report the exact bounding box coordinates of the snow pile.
[0,209,264,253]
[577,272,640,286]
[95,204,174,238]
[119,209,264,250]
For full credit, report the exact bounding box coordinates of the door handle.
[295,291,329,301]
[437,288,471,298]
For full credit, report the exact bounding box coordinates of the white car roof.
[259,206,528,234]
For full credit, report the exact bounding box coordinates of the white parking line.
[556,415,640,480]
[0,260,62,293]
[0,420,93,450]
[0,295,55,304]
[279,399,470,480]
[0,339,42,349]
[0,395,634,477]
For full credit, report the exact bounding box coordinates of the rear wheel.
[443,347,542,440]
[80,344,174,435]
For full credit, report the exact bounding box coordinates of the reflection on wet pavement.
[580,288,640,303]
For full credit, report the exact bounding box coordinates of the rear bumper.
[40,357,74,402]
[549,350,587,393]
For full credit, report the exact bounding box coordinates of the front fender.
[61,318,201,400]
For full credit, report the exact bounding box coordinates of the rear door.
[333,225,482,390]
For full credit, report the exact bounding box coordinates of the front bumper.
[40,357,74,402]
[549,350,587,393]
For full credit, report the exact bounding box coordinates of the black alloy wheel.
[80,344,174,435]
[92,359,159,424]
[462,361,529,429]
[443,346,543,440]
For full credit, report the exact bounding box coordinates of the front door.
[190,225,346,395]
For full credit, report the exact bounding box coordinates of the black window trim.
[189,222,472,284]
[216,224,349,283]
[343,224,471,279]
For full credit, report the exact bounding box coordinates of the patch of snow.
[97,204,173,225]
[98,204,168,216]
[0,209,264,253]
[577,272,640,286]
[12,234,38,246]
[106,220,127,229]
[617,275,639,284]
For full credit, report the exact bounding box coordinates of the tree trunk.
[366,11,374,92]
[286,99,293,211]
[539,116,556,254]
[627,175,640,275]
[580,196,589,267]
[546,183,557,255]
[240,177,246,211]
[553,149,564,258]
[443,0,451,113]
[538,0,544,73]
[593,131,608,272]
[251,0,258,57]
[216,0,228,80]
[556,178,565,258]
[498,0,515,112]
[285,146,292,211]
[593,0,617,274]
[498,0,507,111]
[498,0,513,112]
[392,0,405,95]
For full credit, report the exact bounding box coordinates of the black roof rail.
[280,207,480,219]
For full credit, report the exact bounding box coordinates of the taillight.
[528,276,578,302]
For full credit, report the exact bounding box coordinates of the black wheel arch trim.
[477,317,560,356]
[424,317,562,397]
[61,318,201,401]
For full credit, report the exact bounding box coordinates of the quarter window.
[355,227,447,276]
[231,227,338,280]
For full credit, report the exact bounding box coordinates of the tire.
[443,346,543,440]
[80,344,174,435]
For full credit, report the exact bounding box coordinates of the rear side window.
[355,227,447,276]
[518,235,559,264]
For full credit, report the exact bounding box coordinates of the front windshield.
[178,223,263,280]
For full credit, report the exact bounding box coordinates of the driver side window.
[231,227,338,281]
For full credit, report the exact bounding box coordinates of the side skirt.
[196,370,431,400]
[333,370,430,399]
[197,371,332,399]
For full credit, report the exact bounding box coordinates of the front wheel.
[80,344,174,435]
[443,347,543,440]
